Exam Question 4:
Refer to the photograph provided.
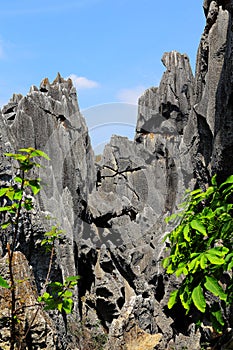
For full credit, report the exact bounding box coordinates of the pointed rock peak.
[52,72,73,91]
[203,0,212,16]
[67,77,73,89]
[29,85,39,93]
[39,77,51,93]
[161,51,190,70]
[10,93,24,103]
[41,77,50,85]
[53,72,65,84]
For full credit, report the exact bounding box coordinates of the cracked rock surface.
[0,1,233,349]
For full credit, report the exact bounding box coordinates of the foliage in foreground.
[163,175,233,333]
[0,147,79,348]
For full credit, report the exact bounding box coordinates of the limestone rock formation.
[0,1,233,349]
[185,0,233,184]
[137,50,194,136]
[83,51,197,350]
[0,74,96,348]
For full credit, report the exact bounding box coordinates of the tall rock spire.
[185,0,233,183]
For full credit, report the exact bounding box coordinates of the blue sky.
[0,0,205,151]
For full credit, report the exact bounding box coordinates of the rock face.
[0,1,233,349]
[137,51,194,136]
[84,51,197,350]
[0,74,96,348]
[0,252,59,349]
[185,0,233,184]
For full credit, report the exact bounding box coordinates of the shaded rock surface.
[0,252,59,349]
[137,50,194,136]
[185,0,233,184]
[0,1,233,349]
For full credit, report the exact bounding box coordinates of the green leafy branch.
[38,276,80,314]
[0,147,50,349]
[0,147,79,348]
[163,175,233,333]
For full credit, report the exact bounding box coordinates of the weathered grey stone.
[185,0,233,183]
[0,252,59,349]
[137,50,194,136]
[81,51,196,348]
[0,1,233,348]
[0,75,96,348]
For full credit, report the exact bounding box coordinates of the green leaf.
[20,162,34,172]
[221,221,233,236]
[14,176,23,183]
[65,275,80,283]
[204,276,227,301]
[183,224,190,242]
[13,189,23,200]
[28,179,41,195]
[210,304,225,333]
[211,174,217,185]
[205,186,215,197]
[206,254,225,265]
[180,288,192,312]
[49,281,63,290]
[200,254,207,269]
[1,221,11,229]
[18,148,33,153]
[30,149,50,160]
[225,252,233,263]
[166,264,175,274]
[207,247,229,257]
[62,298,73,314]
[189,188,202,195]
[168,290,179,309]
[219,175,233,188]
[188,256,200,273]
[211,306,224,326]
[191,285,206,313]
[175,263,187,277]
[0,205,14,212]
[40,292,51,301]
[5,153,27,162]
[57,303,63,312]
[0,276,10,289]
[190,219,207,236]
[24,198,33,211]
[162,257,170,269]
[0,188,8,197]
[6,187,15,201]
[63,290,73,298]
[165,213,178,224]
[227,260,233,271]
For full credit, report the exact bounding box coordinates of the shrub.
[0,147,79,348]
[163,175,233,333]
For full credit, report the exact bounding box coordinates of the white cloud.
[68,74,99,90]
[116,85,146,104]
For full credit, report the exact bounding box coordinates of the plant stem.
[24,240,55,339]
[44,243,55,290]
[8,243,16,350]
[11,171,25,253]
[9,170,25,349]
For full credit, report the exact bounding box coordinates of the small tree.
[163,175,233,333]
[0,148,79,349]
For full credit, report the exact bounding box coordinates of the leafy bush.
[163,175,233,333]
[0,147,79,348]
